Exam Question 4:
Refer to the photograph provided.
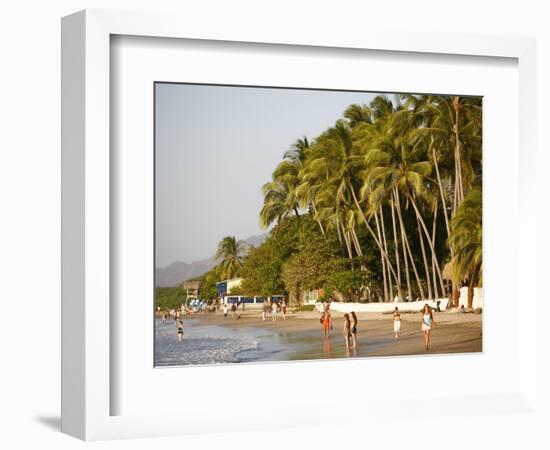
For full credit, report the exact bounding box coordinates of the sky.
[155,83,383,268]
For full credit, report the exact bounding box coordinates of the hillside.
[155,232,267,287]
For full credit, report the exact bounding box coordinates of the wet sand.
[179,309,483,361]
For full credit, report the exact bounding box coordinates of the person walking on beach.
[421,304,435,350]
[350,311,358,349]
[343,313,352,348]
[177,319,184,342]
[393,307,401,338]
[321,310,331,339]
[223,303,228,319]
[324,303,333,332]
[271,301,278,321]
[281,300,287,320]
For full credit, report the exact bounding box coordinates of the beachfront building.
[216,277,285,306]
[216,277,243,297]
[302,288,324,305]
[182,280,200,301]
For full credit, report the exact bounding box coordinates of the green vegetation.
[155,287,186,311]
[255,94,482,306]
[173,94,482,307]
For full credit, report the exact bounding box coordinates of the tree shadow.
[34,415,61,431]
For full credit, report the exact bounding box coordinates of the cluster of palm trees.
[260,94,482,306]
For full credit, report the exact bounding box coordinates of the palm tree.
[304,120,401,296]
[449,187,482,309]
[259,137,310,229]
[215,236,246,280]
[363,128,444,297]
[407,94,482,304]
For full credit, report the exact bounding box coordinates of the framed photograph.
[62,9,537,441]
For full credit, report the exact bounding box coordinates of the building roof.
[215,277,243,286]
[182,280,201,289]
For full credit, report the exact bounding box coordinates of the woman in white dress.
[393,307,401,338]
[421,304,435,350]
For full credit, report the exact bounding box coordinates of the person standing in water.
[343,313,352,349]
[177,319,184,342]
[421,304,435,350]
[321,309,331,339]
[350,311,358,349]
[393,307,401,338]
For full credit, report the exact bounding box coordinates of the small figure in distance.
[350,311,358,349]
[343,313,352,349]
[177,319,184,342]
[393,307,401,338]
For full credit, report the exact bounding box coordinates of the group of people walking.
[320,306,357,349]
[264,300,286,321]
[320,303,436,351]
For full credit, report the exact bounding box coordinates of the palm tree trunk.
[432,144,458,302]
[393,189,412,301]
[407,193,446,294]
[347,179,400,285]
[453,96,465,207]
[431,200,440,299]
[335,218,345,256]
[396,193,426,300]
[311,203,326,236]
[411,192,431,299]
[350,227,367,272]
[416,214,432,299]
[432,144,451,238]
[374,211,389,302]
[380,206,393,301]
[390,198,403,300]
[342,227,354,269]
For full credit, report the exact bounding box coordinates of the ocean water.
[154,319,292,366]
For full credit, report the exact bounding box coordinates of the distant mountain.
[155,232,268,287]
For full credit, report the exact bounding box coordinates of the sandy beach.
[157,308,483,365]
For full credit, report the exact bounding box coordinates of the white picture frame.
[61,9,537,441]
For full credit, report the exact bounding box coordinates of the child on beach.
[177,319,184,342]
[271,301,278,321]
[393,307,401,338]
[350,311,358,348]
[281,300,287,320]
[223,304,228,319]
[421,304,435,350]
[343,313,352,348]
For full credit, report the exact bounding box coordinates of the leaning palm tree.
[259,137,309,229]
[448,187,482,309]
[215,236,246,280]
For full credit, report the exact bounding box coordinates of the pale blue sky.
[155,83,383,268]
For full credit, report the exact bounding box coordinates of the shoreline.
[158,309,482,364]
